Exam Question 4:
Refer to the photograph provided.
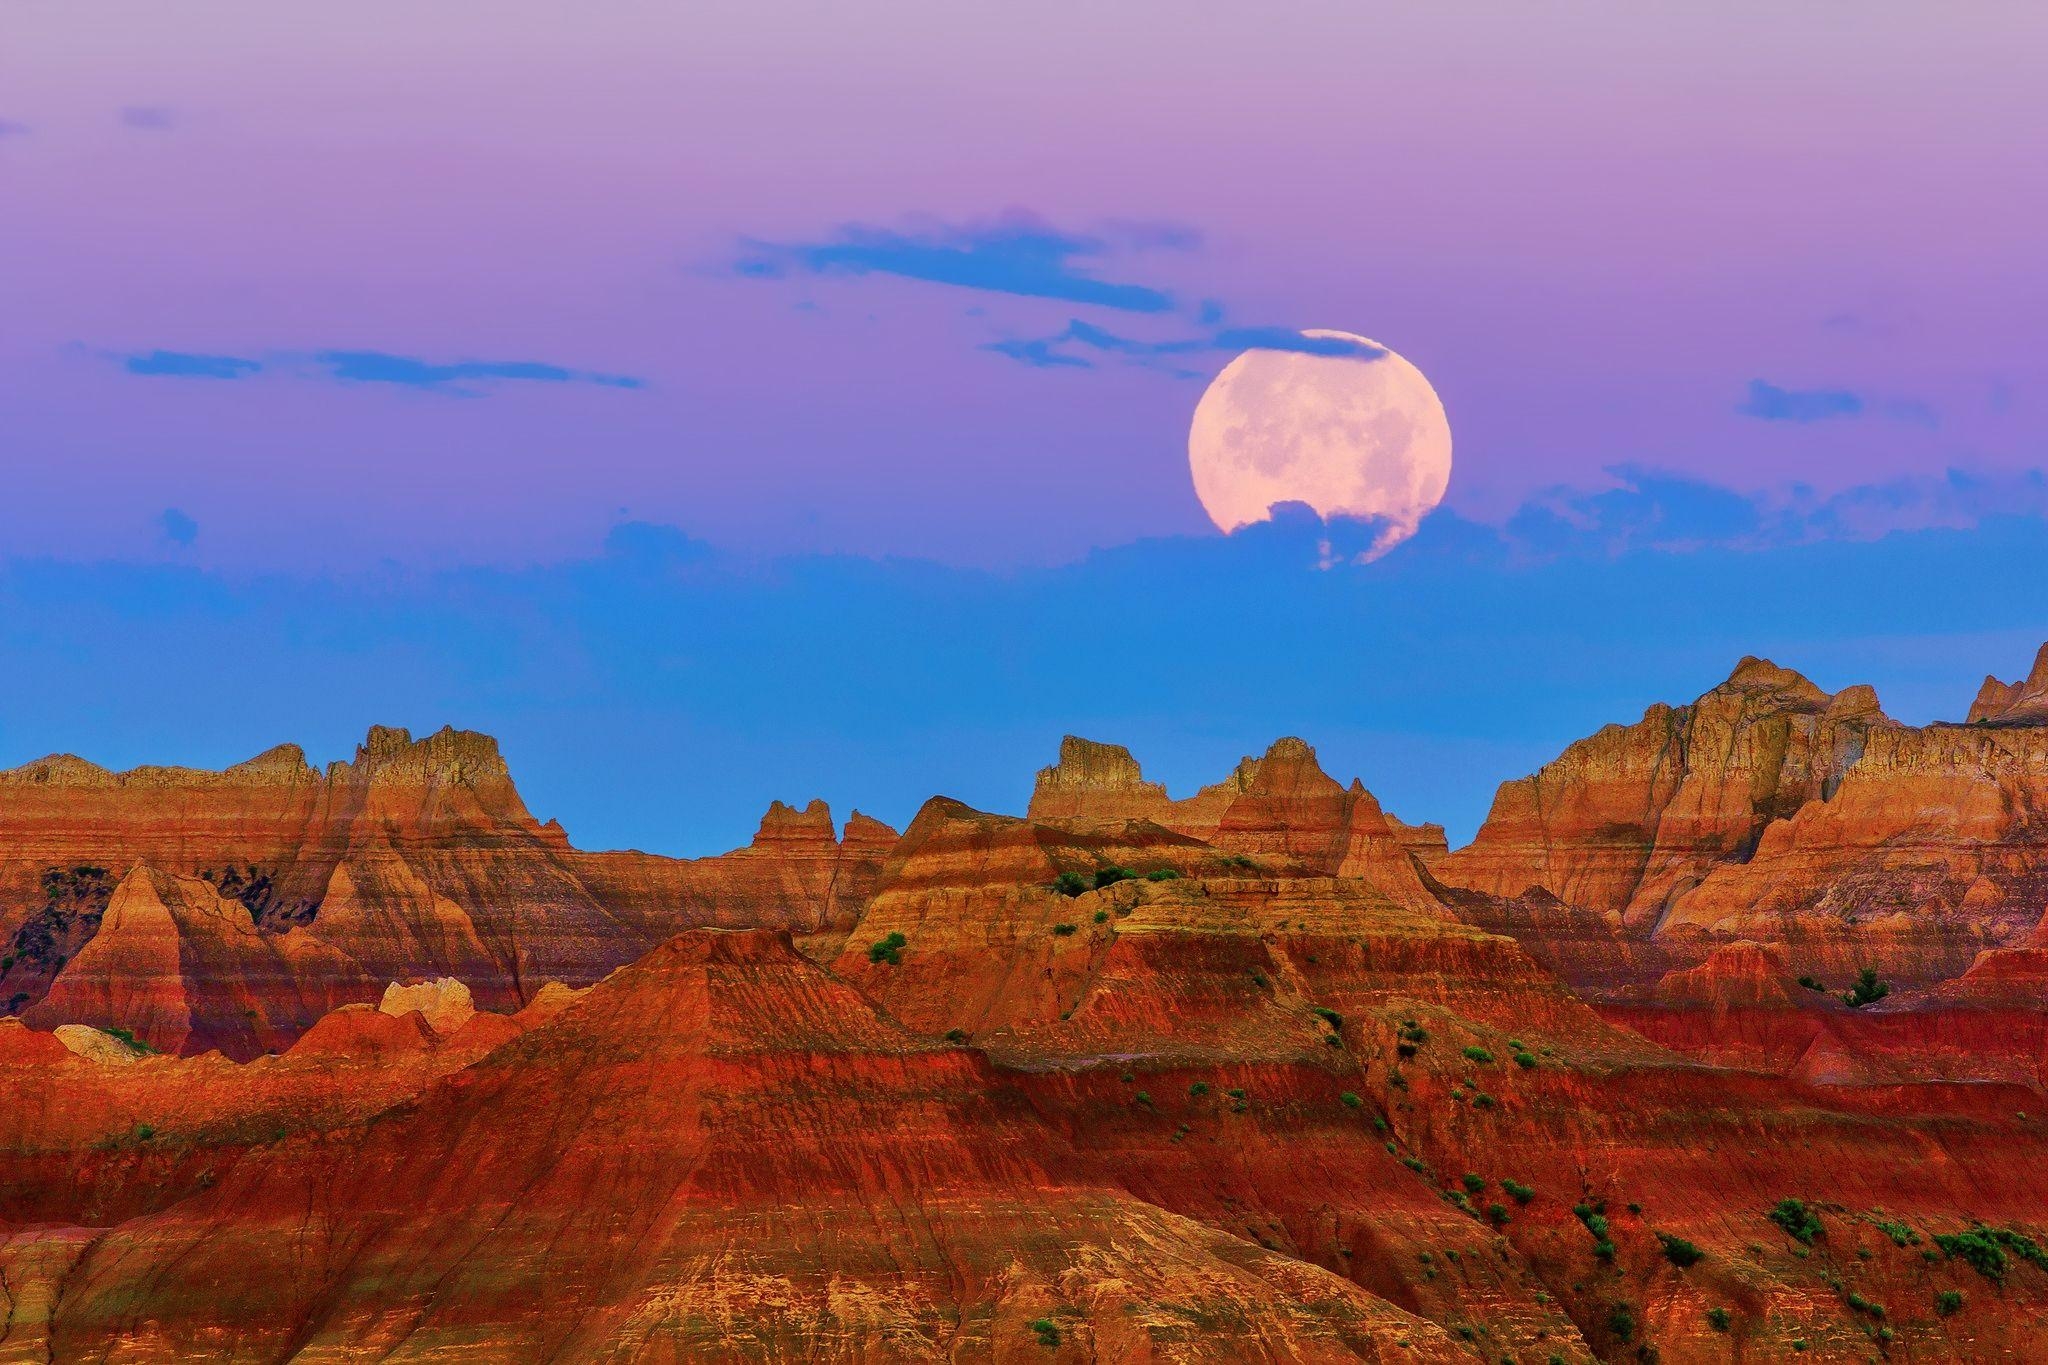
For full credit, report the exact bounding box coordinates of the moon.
[1188,330,1451,556]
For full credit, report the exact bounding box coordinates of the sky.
[3,3,2046,853]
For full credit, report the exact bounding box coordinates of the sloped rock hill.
[1436,644,2048,989]
[0,725,895,1058]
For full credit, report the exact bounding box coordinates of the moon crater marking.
[1189,329,1451,556]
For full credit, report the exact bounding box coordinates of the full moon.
[1188,330,1451,556]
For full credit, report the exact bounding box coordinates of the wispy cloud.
[732,211,1186,313]
[310,351,645,392]
[1737,379,1938,427]
[0,119,30,138]
[109,347,644,394]
[158,508,199,547]
[980,318,1385,375]
[124,350,262,380]
[118,106,176,131]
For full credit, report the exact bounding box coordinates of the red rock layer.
[2,727,895,1055]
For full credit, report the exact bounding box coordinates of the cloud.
[310,351,646,393]
[980,318,1385,373]
[109,347,643,393]
[0,119,30,138]
[123,350,263,379]
[1737,379,1940,427]
[158,509,199,547]
[1503,464,2048,558]
[6,483,2048,860]
[118,106,176,131]
[732,212,1184,313]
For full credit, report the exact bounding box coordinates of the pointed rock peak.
[842,810,901,846]
[1826,683,1886,719]
[901,794,1017,841]
[753,798,836,843]
[224,742,317,782]
[1966,641,2048,723]
[0,753,117,787]
[1243,737,1343,795]
[1717,656,1826,702]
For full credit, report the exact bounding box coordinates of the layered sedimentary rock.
[1968,640,2048,724]
[1,727,896,1055]
[1438,647,2048,987]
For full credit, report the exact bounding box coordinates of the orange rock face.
[1,726,895,1055]
[6,662,2048,1359]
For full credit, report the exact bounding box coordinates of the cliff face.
[0,728,894,1055]
[1437,647,2048,986]
[1968,641,2048,723]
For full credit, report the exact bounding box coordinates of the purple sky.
[5,3,2044,569]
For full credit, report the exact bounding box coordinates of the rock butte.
[2,644,2047,1359]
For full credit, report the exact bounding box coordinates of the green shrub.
[1797,975,1826,992]
[1312,1006,1344,1029]
[1462,1045,1495,1064]
[943,1028,968,1044]
[1935,1228,2008,1281]
[1340,1091,1363,1108]
[1843,966,1890,1008]
[1657,1232,1704,1267]
[1488,1202,1510,1225]
[1093,866,1135,890]
[1133,1091,1152,1107]
[1402,1156,1428,1174]
[1935,1289,1964,1316]
[1845,1292,1884,1318]
[866,931,907,965]
[1593,1238,1617,1260]
[1462,1172,1487,1194]
[1705,1306,1731,1332]
[1471,1092,1495,1109]
[1767,1198,1823,1245]
[1503,1179,1534,1204]
[1092,909,1109,924]
[103,1026,157,1054]
[1052,871,1088,897]
[1512,1050,1536,1068]
[1606,1303,1635,1342]
[1869,1214,1919,1247]
[134,1123,155,1141]
[1052,923,1078,937]
[1189,1081,1210,1097]
[1030,1318,1060,1348]
[1143,868,1180,881]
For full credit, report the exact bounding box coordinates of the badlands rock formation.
[5,647,2048,1360]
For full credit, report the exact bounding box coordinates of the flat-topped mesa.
[1435,657,1893,924]
[1027,736,1171,825]
[1967,641,2048,724]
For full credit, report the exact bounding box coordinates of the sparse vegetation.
[1842,966,1890,1008]
[1030,1318,1060,1348]
[1845,1292,1884,1318]
[1767,1198,1824,1245]
[1657,1232,1704,1267]
[1512,1048,1536,1068]
[1218,854,1259,870]
[1488,1202,1510,1225]
[1797,975,1826,992]
[102,1026,157,1054]
[1934,1224,2048,1282]
[1606,1302,1636,1342]
[866,931,908,965]
[1339,1091,1362,1108]
[1935,1289,1964,1316]
[1052,871,1088,898]
[1143,868,1180,881]
[943,1028,968,1044]
[1312,1006,1343,1029]
[1462,1045,1495,1064]
[1462,1173,1487,1194]
[1503,1179,1534,1204]
[1868,1213,1919,1247]
[1189,1081,1210,1097]
[1052,923,1078,937]
[1706,1306,1731,1332]
[1092,866,1135,890]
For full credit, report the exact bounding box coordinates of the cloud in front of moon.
[1188,330,1452,558]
